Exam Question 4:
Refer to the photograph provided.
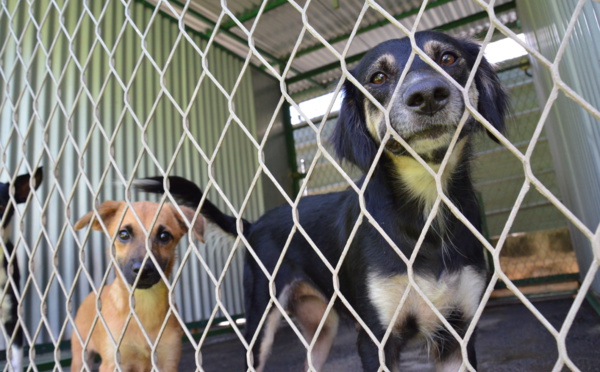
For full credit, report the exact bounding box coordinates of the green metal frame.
[587,292,600,318]
[495,273,581,289]
[283,101,302,195]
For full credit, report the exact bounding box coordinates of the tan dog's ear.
[74,201,124,231]
[172,205,205,242]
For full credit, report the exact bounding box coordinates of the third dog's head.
[75,201,205,289]
[332,31,509,170]
[0,167,43,241]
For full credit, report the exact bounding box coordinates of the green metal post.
[282,101,301,196]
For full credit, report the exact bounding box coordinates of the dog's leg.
[357,329,400,372]
[254,306,282,372]
[431,313,476,372]
[98,360,117,372]
[434,331,476,372]
[290,283,339,371]
[435,349,463,372]
[70,339,82,371]
[84,350,96,371]
[243,259,286,372]
[435,351,462,372]
[70,342,96,372]
[3,245,23,372]
[4,306,23,372]
[8,344,23,372]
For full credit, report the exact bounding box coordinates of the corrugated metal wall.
[1,0,265,347]
[517,0,600,294]
[471,59,568,237]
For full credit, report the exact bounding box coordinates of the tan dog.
[71,201,204,372]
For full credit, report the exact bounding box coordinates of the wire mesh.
[0,0,598,371]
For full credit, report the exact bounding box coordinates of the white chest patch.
[367,266,485,338]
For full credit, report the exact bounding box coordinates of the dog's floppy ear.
[12,167,43,203]
[467,41,510,141]
[172,205,205,243]
[330,78,379,172]
[74,200,124,231]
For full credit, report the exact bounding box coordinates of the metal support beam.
[282,101,301,196]
[220,0,290,30]
[166,0,282,63]
[286,1,517,87]
[134,0,257,67]
[285,0,456,61]
[139,0,326,88]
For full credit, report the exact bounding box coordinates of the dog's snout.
[403,78,450,116]
[126,259,160,289]
[131,260,156,275]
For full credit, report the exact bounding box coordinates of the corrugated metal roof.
[152,0,518,98]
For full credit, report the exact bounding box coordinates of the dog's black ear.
[13,167,43,203]
[466,41,510,142]
[330,78,378,172]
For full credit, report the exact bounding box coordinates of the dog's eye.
[370,72,387,85]
[158,231,172,243]
[440,52,457,66]
[118,230,130,241]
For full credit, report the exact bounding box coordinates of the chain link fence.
[1,0,599,371]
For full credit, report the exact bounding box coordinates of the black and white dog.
[0,167,42,371]
[136,31,508,371]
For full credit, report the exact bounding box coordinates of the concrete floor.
[184,297,600,371]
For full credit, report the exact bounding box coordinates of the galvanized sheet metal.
[147,0,517,98]
[518,0,600,294]
[1,0,262,347]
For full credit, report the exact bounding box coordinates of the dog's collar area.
[384,135,454,163]
[384,144,451,165]
[132,280,161,290]
[404,125,452,142]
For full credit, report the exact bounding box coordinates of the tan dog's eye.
[118,229,130,241]
[440,52,457,66]
[158,231,172,243]
[370,72,387,85]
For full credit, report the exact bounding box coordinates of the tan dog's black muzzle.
[122,257,161,289]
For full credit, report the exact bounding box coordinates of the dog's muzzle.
[384,72,462,157]
[123,258,161,289]
[402,75,451,117]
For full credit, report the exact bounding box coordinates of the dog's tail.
[132,176,250,236]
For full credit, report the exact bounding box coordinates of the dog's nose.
[403,78,450,116]
[131,260,157,276]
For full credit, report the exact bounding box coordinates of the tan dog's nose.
[125,258,160,289]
